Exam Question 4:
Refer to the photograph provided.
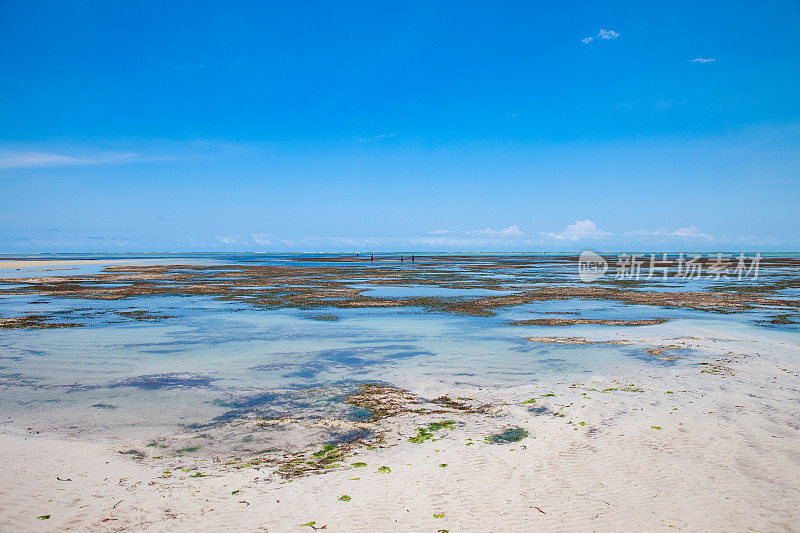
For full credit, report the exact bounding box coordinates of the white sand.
[1,326,799,531]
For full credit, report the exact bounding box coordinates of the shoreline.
[0,259,144,270]
[2,324,799,531]
[1,256,798,530]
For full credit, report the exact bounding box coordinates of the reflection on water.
[0,252,796,446]
[0,302,696,439]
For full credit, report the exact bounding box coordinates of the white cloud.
[251,233,274,245]
[468,224,523,237]
[410,236,474,247]
[542,220,612,241]
[672,226,712,238]
[582,29,618,44]
[426,225,523,237]
[691,57,716,63]
[0,150,138,170]
[212,236,237,245]
[598,28,619,39]
[489,225,524,237]
[358,133,397,142]
[250,233,297,247]
[625,226,713,239]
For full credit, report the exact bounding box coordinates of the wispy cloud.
[597,28,619,40]
[691,57,717,63]
[542,220,612,241]
[211,235,237,246]
[0,150,138,170]
[671,226,712,238]
[251,233,274,245]
[426,225,524,237]
[582,29,619,44]
[0,234,138,250]
[472,225,524,237]
[413,225,527,249]
[251,233,295,247]
[358,133,397,142]
[625,226,713,239]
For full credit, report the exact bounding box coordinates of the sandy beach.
[0,260,137,270]
[1,255,799,531]
[2,322,799,531]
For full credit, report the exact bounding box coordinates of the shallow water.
[0,252,796,444]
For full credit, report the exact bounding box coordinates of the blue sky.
[1,0,798,252]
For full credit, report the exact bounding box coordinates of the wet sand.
[1,255,798,530]
[0,259,136,270]
[1,325,799,531]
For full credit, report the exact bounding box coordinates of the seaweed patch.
[485,427,528,444]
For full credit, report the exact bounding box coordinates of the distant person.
[371,254,374,262]
[412,255,415,262]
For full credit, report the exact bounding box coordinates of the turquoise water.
[0,253,795,442]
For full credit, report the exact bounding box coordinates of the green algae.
[118,449,144,459]
[278,443,348,479]
[522,393,556,404]
[485,427,528,444]
[409,428,434,443]
[174,445,201,454]
[601,385,644,393]
[312,444,337,457]
[408,420,456,443]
